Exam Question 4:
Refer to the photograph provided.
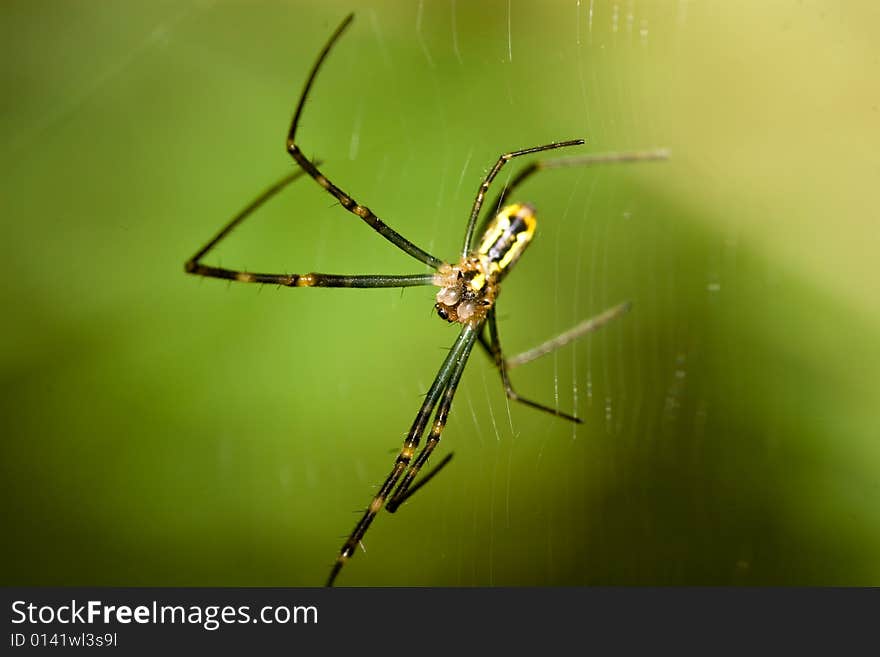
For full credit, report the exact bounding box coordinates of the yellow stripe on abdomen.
[477,203,537,274]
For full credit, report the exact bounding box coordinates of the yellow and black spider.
[185,13,667,586]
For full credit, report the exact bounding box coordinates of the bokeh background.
[2,1,878,586]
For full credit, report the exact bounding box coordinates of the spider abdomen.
[433,203,536,325]
[478,202,537,272]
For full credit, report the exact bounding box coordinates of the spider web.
[1,0,879,587]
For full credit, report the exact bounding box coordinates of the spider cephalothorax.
[433,202,537,325]
[432,258,498,324]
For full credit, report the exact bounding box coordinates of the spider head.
[432,259,497,325]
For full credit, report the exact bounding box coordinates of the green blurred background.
[2,1,878,586]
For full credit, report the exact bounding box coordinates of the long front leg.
[185,170,437,290]
[386,323,479,512]
[286,14,442,269]
[326,324,479,586]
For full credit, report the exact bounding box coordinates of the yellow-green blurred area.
[1,0,878,586]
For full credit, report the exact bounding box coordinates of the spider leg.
[505,301,632,369]
[386,322,478,512]
[185,169,437,289]
[326,324,479,586]
[477,148,670,239]
[482,308,582,424]
[460,140,585,257]
[186,169,307,268]
[188,266,435,289]
[386,453,454,510]
[286,14,443,269]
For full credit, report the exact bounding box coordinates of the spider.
[185,13,668,586]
